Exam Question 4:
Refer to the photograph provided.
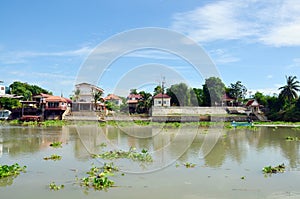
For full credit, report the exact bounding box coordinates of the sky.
[1,0,300,97]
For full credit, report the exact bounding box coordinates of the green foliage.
[49,182,64,191]
[167,82,189,106]
[49,141,62,148]
[285,136,299,141]
[137,91,152,113]
[183,162,196,168]
[80,163,117,191]
[105,101,119,111]
[43,154,62,161]
[228,81,247,103]
[262,163,285,174]
[0,163,26,178]
[92,147,153,162]
[278,76,300,103]
[202,77,225,106]
[0,97,21,110]
[9,81,51,100]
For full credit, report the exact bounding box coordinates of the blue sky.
[1,0,300,97]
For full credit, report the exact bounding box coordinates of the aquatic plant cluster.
[0,163,26,178]
[80,163,118,190]
[49,182,65,190]
[49,141,63,148]
[262,164,286,174]
[92,147,153,162]
[43,154,62,161]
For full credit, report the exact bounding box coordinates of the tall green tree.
[9,81,51,100]
[153,85,163,96]
[202,77,225,106]
[92,90,103,110]
[228,81,247,103]
[278,76,300,105]
[137,91,152,113]
[167,83,189,106]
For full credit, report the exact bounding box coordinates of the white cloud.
[0,46,93,65]
[171,0,300,47]
[209,49,239,64]
[267,75,273,79]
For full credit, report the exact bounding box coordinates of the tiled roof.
[105,94,121,100]
[153,93,170,99]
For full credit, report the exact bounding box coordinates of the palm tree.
[73,89,80,102]
[279,76,300,104]
[92,90,103,110]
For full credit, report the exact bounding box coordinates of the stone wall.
[151,106,228,116]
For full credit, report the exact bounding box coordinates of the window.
[48,102,59,108]
[158,101,161,104]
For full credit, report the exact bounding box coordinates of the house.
[0,85,5,95]
[127,94,143,113]
[221,93,235,106]
[153,93,171,107]
[105,94,122,106]
[245,99,260,113]
[74,83,104,102]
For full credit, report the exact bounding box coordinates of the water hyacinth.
[92,147,153,162]
[80,163,118,191]
[0,163,27,178]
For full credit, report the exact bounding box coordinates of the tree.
[92,90,103,110]
[9,81,51,100]
[137,91,152,113]
[72,89,81,102]
[0,97,21,110]
[153,85,163,96]
[130,89,138,95]
[166,83,189,106]
[228,81,247,103]
[254,91,267,107]
[190,88,203,106]
[202,77,225,106]
[278,76,300,104]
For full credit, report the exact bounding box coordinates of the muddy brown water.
[0,124,299,199]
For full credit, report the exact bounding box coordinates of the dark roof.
[153,93,170,99]
[127,94,143,99]
[245,99,259,107]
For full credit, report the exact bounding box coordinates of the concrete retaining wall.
[151,106,228,116]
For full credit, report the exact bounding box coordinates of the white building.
[153,93,171,107]
[74,83,104,102]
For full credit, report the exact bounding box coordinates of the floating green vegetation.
[49,141,62,148]
[183,162,196,168]
[285,136,299,141]
[92,147,153,162]
[80,163,117,191]
[49,182,65,191]
[241,176,246,180]
[262,163,285,174]
[43,154,62,161]
[0,163,26,178]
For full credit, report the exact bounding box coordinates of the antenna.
[161,76,165,106]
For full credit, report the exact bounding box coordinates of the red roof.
[46,96,67,103]
[127,94,143,99]
[245,99,259,107]
[105,94,121,100]
[153,93,170,99]
[222,93,235,101]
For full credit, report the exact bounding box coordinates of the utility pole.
[161,76,165,106]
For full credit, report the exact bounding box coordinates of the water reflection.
[0,125,299,169]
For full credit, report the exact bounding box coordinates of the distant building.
[105,94,122,106]
[0,85,5,95]
[245,99,260,113]
[72,83,105,111]
[153,93,171,107]
[74,83,104,102]
[127,94,143,113]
